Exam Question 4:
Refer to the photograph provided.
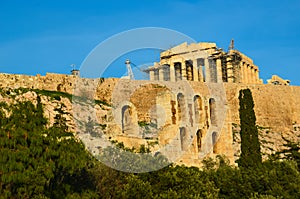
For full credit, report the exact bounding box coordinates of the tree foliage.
[0,98,96,198]
[0,92,299,198]
[272,136,300,172]
[238,89,262,168]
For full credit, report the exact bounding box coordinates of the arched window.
[196,130,203,152]
[194,95,203,124]
[57,84,63,92]
[122,105,132,133]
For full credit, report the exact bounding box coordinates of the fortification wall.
[0,73,118,103]
[225,83,300,132]
[0,73,76,92]
[0,72,299,167]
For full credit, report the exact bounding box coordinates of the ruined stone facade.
[147,42,262,84]
[267,75,290,86]
[0,42,299,168]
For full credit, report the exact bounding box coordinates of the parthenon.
[147,42,263,84]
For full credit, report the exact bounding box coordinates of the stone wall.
[0,73,118,103]
[0,72,299,167]
[0,73,76,92]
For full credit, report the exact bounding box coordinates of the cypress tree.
[238,89,262,168]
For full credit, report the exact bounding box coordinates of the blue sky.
[0,0,300,84]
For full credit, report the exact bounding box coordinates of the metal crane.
[124,59,134,80]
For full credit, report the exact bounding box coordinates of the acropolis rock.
[0,41,298,168]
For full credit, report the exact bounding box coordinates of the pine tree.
[0,97,96,198]
[238,89,262,168]
[277,136,300,171]
[53,103,69,132]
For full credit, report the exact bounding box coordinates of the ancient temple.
[146,42,263,84]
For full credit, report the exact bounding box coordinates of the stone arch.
[193,95,203,124]
[174,62,182,81]
[180,127,188,151]
[121,105,137,134]
[196,129,203,152]
[209,98,217,126]
[212,131,217,153]
[154,151,162,157]
[57,84,63,92]
[177,93,186,123]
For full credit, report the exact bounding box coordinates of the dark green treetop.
[238,88,262,168]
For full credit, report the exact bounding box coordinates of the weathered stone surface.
[0,71,299,168]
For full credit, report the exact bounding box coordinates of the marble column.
[247,64,252,84]
[244,63,249,83]
[193,59,199,82]
[198,65,204,82]
[181,61,187,80]
[251,66,255,83]
[253,69,257,83]
[240,61,244,83]
[216,59,222,83]
[187,64,193,81]
[170,63,175,82]
[249,67,253,83]
[249,65,253,83]
[252,67,256,83]
[255,69,259,83]
[149,70,155,81]
[159,68,164,81]
[204,58,210,83]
